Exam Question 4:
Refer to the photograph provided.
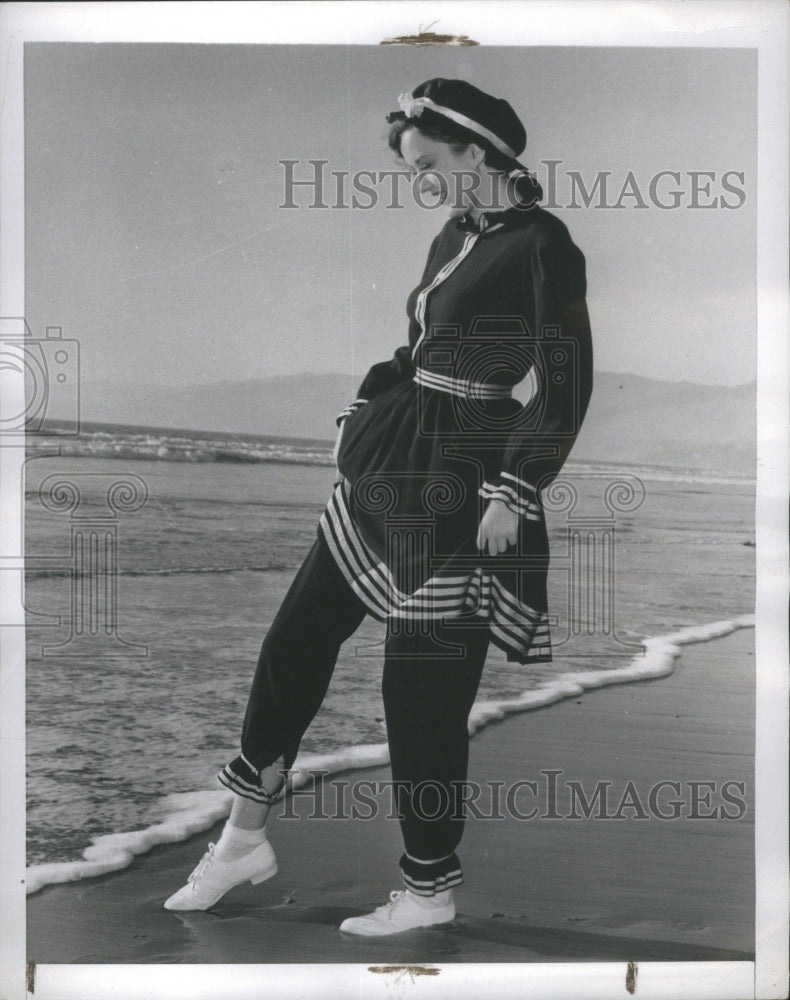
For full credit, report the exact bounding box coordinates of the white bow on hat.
[397,93,427,118]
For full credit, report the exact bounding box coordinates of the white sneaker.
[339,889,456,937]
[163,837,277,911]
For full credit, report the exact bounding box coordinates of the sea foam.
[25,615,754,896]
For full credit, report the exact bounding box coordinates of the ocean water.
[23,427,756,890]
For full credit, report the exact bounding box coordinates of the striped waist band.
[414,368,513,399]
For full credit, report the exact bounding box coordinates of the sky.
[24,43,757,387]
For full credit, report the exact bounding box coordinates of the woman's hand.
[476,499,520,555]
[332,420,345,477]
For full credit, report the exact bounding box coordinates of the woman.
[164,78,593,936]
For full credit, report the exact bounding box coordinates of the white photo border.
[1,2,787,999]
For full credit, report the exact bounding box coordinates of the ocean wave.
[25,563,294,578]
[28,429,334,467]
[27,428,753,483]
[566,461,755,488]
[24,614,755,896]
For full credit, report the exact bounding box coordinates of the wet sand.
[26,627,754,965]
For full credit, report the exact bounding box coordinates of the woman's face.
[399,128,484,216]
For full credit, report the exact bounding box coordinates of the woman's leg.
[382,619,490,895]
[226,761,285,831]
[164,532,367,910]
[339,617,489,935]
[218,531,367,801]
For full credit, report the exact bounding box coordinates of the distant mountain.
[572,372,756,475]
[61,370,755,475]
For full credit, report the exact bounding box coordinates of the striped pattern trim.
[336,398,369,425]
[399,849,465,895]
[320,479,474,619]
[240,752,260,773]
[464,570,552,660]
[217,760,285,806]
[318,479,552,663]
[501,471,539,496]
[414,367,513,400]
[402,868,464,896]
[478,217,506,234]
[479,481,542,520]
[455,214,508,234]
[411,230,481,361]
[405,851,456,865]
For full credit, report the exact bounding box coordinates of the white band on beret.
[396,93,517,159]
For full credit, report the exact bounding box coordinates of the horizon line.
[79,370,758,391]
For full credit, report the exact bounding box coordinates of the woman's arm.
[478,230,593,551]
[476,498,520,555]
[335,345,415,427]
[333,348,414,480]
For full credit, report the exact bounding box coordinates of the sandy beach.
[26,626,754,966]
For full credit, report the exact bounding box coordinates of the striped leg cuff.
[399,852,464,896]
[218,754,287,805]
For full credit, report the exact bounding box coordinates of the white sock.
[408,887,453,908]
[214,821,268,861]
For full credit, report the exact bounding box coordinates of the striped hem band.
[414,368,513,400]
[405,851,456,865]
[399,851,464,895]
[501,471,539,495]
[218,756,286,805]
[318,479,553,664]
[479,481,542,520]
[402,870,464,896]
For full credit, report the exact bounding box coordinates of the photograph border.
[1,3,787,999]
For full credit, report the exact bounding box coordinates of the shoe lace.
[374,890,406,920]
[188,843,216,885]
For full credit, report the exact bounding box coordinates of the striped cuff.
[218,755,287,805]
[335,398,369,427]
[399,852,464,896]
[479,471,542,521]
